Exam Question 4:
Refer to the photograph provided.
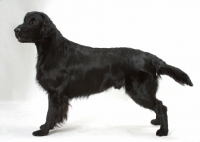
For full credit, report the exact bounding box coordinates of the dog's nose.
[14,27,21,33]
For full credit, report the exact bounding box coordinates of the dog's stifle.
[14,11,193,137]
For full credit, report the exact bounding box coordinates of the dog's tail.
[148,53,193,86]
[157,64,193,86]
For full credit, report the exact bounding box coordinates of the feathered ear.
[40,14,55,38]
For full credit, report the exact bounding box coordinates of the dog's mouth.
[16,36,32,43]
[17,36,25,42]
[17,36,21,41]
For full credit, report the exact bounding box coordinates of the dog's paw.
[40,124,54,130]
[32,130,49,136]
[156,128,168,136]
[151,119,160,125]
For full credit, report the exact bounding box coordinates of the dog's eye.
[29,21,36,25]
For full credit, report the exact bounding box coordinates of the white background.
[0,0,200,141]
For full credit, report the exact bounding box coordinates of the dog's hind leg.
[125,72,168,136]
[153,99,168,136]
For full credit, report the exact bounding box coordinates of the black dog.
[14,11,193,137]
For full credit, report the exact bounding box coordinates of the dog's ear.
[40,14,55,38]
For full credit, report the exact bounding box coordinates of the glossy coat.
[14,11,193,137]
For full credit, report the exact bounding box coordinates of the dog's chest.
[36,67,54,90]
[36,68,69,91]
[36,58,69,91]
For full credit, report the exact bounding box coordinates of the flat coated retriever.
[14,11,193,137]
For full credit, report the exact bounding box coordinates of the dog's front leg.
[32,97,58,136]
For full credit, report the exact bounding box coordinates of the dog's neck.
[35,30,64,55]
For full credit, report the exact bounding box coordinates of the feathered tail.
[157,64,193,86]
[148,53,193,86]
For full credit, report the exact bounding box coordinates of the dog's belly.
[66,68,125,99]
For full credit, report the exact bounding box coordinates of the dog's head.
[14,11,55,43]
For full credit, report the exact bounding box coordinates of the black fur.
[14,11,193,137]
